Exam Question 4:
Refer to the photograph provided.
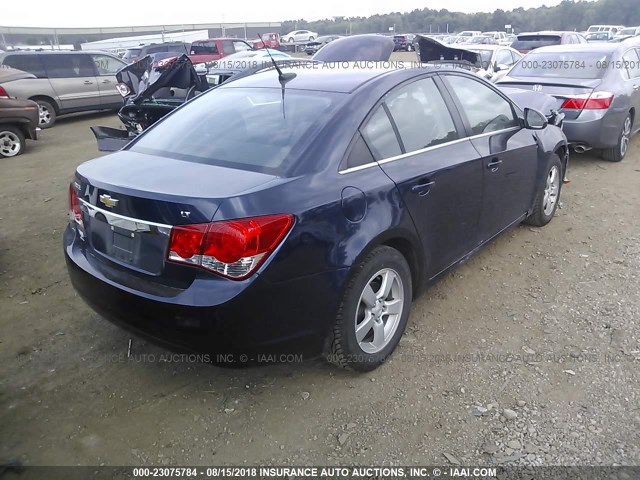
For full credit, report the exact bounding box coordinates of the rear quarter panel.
[0,78,59,108]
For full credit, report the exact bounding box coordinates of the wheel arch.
[28,95,60,114]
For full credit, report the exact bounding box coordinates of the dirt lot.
[1,98,639,468]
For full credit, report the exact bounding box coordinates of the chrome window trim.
[78,198,173,230]
[339,126,521,174]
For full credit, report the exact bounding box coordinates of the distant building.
[0,22,282,50]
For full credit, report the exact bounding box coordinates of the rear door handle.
[411,180,436,196]
[83,80,94,85]
[634,84,639,90]
[487,158,502,172]
[101,79,111,84]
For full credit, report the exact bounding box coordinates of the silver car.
[497,40,640,161]
[0,51,127,128]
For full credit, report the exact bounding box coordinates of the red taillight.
[167,214,294,280]
[0,86,9,98]
[561,92,614,110]
[68,184,83,226]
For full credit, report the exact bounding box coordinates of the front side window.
[385,77,459,153]
[91,54,125,75]
[221,41,235,55]
[442,74,518,135]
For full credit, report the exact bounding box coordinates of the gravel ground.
[0,101,638,468]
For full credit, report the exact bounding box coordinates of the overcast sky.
[3,0,569,28]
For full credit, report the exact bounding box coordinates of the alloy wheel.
[38,104,52,126]
[354,268,404,354]
[620,116,631,158]
[0,131,22,157]
[543,165,560,216]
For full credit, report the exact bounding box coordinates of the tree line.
[282,0,640,35]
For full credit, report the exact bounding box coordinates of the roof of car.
[517,31,573,36]
[530,42,636,54]
[0,50,118,56]
[220,63,432,94]
[457,44,514,50]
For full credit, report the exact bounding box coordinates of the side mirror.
[523,107,548,130]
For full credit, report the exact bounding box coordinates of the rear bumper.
[562,108,627,149]
[64,225,347,358]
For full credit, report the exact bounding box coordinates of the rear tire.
[0,125,25,158]
[601,113,632,162]
[325,246,412,371]
[308,36,315,41]
[35,99,56,129]
[524,153,563,227]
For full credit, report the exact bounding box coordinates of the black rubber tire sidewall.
[0,125,26,158]
[326,246,412,371]
[525,153,563,227]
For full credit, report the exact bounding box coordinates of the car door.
[40,54,100,111]
[361,75,484,278]
[232,40,252,53]
[440,73,539,242]
[621,48,640,117]
[89,53,127,108]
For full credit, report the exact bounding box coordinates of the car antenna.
[258,33,296,118]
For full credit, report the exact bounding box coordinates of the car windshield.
[511,35,562,50]
[509,51,610,79]
[129,87,344,174]
[123,48,142,60]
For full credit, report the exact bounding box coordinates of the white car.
[283,30,318,43]
[482,31,512,45]
[456,44,523,82]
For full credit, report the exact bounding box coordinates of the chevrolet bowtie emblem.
[99,194,119,208]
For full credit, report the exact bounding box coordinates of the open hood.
[414,35,481,66]
[116,54,204,105]
[312,34,394,62]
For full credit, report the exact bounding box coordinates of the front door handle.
[411,180,436,196]
[487,158,502,172]
[634,84,639,90]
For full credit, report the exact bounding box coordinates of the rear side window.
[41,54,96,78]
[442,75,518,135]
[385,77,459,152]
[622,49,640,80]
[2,54,46,78]
[361,106,402,160]
[511,35,561,50]
[191,41,218,54]
[343,133,375,170]
[91,54,125,75]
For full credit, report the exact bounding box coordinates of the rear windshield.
[123,49,142,60]
[511,35,561,50]
[129,87,344,174]
[508,51,610,79]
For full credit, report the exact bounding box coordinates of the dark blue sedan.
[64,63,568,371]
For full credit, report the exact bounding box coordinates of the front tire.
[524,153,563,227]
[0,125,25,158]
[325,246,412,371]
[601,113,632,162]
[287,37,295,43]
